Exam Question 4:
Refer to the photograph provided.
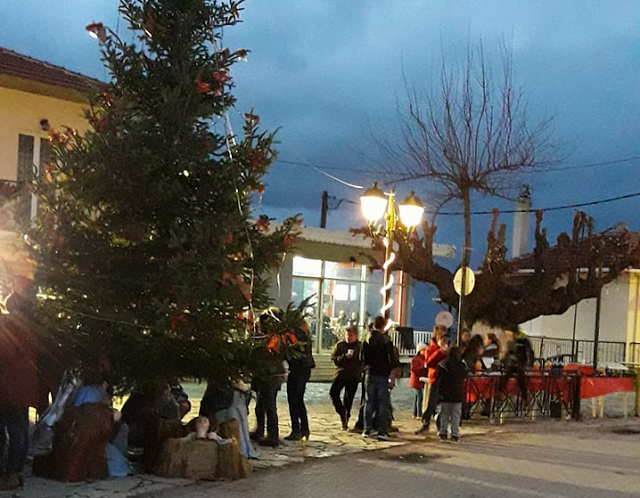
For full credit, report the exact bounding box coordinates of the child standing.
[409,343,428,418]
[436,346,467,442]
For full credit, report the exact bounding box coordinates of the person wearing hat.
[409,343,428,419]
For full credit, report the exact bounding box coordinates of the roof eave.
[0,74,94,104]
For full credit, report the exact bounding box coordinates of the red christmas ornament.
[170,312,191,331]
[230,2,241,19]
[224,233,233,245]
[103,91,115,105]
[213,71,230,84]
[195,79,210,93]
[256,215,271,233]
[86,22,107,42]
[244,112,260,125]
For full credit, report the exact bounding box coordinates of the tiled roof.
[0,46,102,94]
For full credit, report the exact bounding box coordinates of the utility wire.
[436,191,640,216]
[277,157,640,215]
[276,155,640,177]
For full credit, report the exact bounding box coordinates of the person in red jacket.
[415,325,449,435]
[409,343,428,418]
[0,291,39,490]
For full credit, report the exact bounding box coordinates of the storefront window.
[291,256,405,351]
[323,261,362,281]
[292,256,322,278]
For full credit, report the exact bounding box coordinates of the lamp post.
[360,183,424,330]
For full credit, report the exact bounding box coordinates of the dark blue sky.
[2,1,639,326]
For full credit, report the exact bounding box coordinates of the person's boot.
[284,432,302,441]
[249,428,264,441]
[414,422,429,435]
[258,435,280,447]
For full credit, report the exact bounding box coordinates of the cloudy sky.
[2,1,639,325]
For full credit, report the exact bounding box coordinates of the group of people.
[247,308,315,448]
[409,326,535,441]
[0,280,539,491]
[329,315,401,441]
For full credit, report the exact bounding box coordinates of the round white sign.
[453,266,475,296]
[435,310,453,328]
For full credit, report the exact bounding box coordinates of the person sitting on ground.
[436,346,467,442]
[200,379,257,458]
[330,326,363,430]
[409,343,428,419]
[415,325,449,434]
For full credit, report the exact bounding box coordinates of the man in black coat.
[361,316,397,441]
[329,326,363,430]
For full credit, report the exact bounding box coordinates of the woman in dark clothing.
[285,320,315,441]
[463,334,484,373]
[482,333,501,370]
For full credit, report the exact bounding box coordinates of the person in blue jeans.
[436,346,468,442]
[361,316,396,441]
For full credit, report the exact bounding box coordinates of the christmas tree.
[27,0,300,389]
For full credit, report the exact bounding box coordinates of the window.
[16,134,35,225]
[14,135,51,226]
[290,255,406,351]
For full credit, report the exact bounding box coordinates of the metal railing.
[389,329,432,357]
[390,330,632,366]
[628,342,640,364]
[529,336,627,365]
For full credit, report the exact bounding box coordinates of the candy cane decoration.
[381,236,395,330]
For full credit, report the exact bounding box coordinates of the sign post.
[453,266,475,343]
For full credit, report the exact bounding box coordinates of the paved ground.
[145,419,640,498]
[3,381,637,498]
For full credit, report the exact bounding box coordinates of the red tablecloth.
[580,377,634,399]
[465,375,633,402]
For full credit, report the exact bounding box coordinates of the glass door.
[291,277,321,351]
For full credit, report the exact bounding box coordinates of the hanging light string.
[212,34,258,336]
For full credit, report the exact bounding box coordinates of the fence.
[390,329,634,366]
[529,336,628,365]
[389,329,432,357]
[628,343,640,364]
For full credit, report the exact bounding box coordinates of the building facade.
[0,47,96,285]
[269,226,455,354]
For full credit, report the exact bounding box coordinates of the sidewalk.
[2,382,632,498]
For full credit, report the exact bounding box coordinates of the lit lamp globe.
[360,182,388,224]
[398,191,425,229]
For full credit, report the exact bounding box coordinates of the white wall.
[521,274,631,343]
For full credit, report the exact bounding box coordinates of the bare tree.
[376,44,558,266]
[356,44,640,330]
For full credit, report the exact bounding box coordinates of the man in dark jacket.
[436,346,467,442]
[361,316,396,441]
[329,326,362,430]
[498,329,534,403]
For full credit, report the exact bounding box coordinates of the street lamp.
[360,183,425,330]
